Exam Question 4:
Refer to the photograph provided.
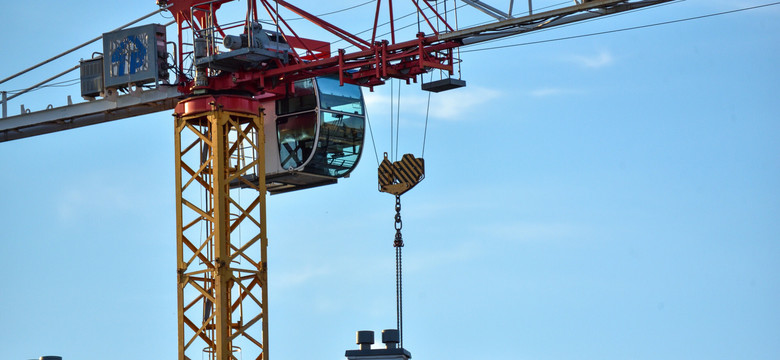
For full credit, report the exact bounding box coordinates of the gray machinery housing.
[80,56,104,98]
[194,21,293,73]
[102,24,168,90]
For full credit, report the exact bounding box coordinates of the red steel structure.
[160,0,459,96]
[0,0,673,142]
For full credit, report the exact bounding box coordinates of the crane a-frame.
[0,1,674,359]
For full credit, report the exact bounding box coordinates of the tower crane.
[0,1,675,360]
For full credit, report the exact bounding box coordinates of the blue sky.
[1,1,778,360]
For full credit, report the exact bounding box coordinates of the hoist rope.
[422,84,432,158]
[365,102,381,166]
[453,0,463,80]
[388,78,404,162]
[390,80,395,161]
[395,79,402,161]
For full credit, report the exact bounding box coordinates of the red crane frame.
[160,0,460,97]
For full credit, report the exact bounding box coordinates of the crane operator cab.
[261,76,365,194]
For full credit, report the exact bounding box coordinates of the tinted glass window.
[316,77,364,115]
[304,111,364,177]
[276,112,317,170]
[276,78,316,115]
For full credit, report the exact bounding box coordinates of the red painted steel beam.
[270,0,372,50]
[203,33,461,95]
[164,0,460,96]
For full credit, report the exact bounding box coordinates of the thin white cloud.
[480,222,579,241]
[567,50,615,69]
[405,241,481,273]
[407,197,495,219]
[528,87,583,97]
[363,86,501,121]
[428,87,501,119]
[362,90,401,111]
[275,265,332,288]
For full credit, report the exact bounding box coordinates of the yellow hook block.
[378,153,425,196]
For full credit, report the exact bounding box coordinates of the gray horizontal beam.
[0,85,183,142]
[440,0,674,43]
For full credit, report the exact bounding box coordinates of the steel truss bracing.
[0,0,674,144]
[446,0,675,44]
[160,0,674,96]
[174,96,268,360]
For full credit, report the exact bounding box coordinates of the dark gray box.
[421,77,466,93]
[102,24,167,89]
[80,56,104,98]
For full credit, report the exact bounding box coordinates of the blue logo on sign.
[111,35,148,76]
